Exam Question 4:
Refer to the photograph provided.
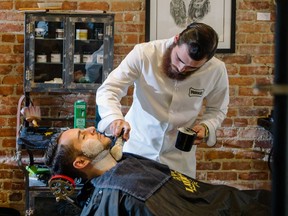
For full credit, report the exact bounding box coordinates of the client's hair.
[45,132,87,180]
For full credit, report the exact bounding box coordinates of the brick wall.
[0,0,275,213]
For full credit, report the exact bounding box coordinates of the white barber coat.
[96,37,229,178]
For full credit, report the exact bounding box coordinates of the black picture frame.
[145,0,236,53]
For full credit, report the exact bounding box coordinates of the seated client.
[45,126,271,216]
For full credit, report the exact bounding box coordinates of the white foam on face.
[81,139,104,158]
[81,139,110,164]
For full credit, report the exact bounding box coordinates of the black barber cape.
[77,153,271,216]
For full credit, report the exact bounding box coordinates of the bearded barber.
[96,22,229,178]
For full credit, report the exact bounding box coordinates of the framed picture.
[145,0,236,53]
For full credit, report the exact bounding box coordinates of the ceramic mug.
[175,127,197,152]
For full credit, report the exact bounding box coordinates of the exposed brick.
[239,45,273,55]
[237,11,255,21]
[3,181,25,190]
[0,2,13,10]
[221,118,233,127]
[123,34,139,44]
[205,150,234,161]
[79,2,109,11]
[124,12,141,22]
[229,77,255,86]
[0,45,12,54]
[239,2,271,10]
[0,23,23,33]
[9,192,22,202]
[207,172,237,181]
[0,192,8,203]
[254,140,273,149]
[13,44,24,54]
[0,86,14,96]
[0,171,13,179]
[116,23,144,33]
[239,66,271,76]
[111,2,142,11]
[235,150,266,160]
[239,107,269,117]
[253,55,274,64]
[62,2,77,10]
[230,97,253,106]
[2,75,23,85]
[222,55,251,64]
[253,161,270,171]
[0,128,16,137]
[2,138,16,148]
[253,98,273,106]
[223,140,253,148]
[239,172,269,180]
[222,161,251,170]
[0,65,13,75]
[239,87,268,97]
[2,34,15,43]
[197,162,221,170]
[234,118,249,127]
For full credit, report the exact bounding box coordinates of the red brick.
[234,118,249,127]
[79,2,109,11]
[223,140,253,148]
[205,150,234,161]
[229,77,255,86]
[197,162,221,170]
[111,2,142,11]
[207,172,237,181]
[239,172,269,180]
[0,2,13,10]
[239,87,268,96]
[123,34,139,44]
[239,107,269,117]
[230,97,253,106]
[2,34,15,43]
[235,150,266,160]
[222,162,251,170]
[222,55,251,64]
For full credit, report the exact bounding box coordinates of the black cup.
[175,127,197,152]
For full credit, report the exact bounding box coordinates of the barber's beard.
[161,45,194,81]
[81,139,110,164]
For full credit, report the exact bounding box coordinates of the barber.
[96,22,229,178]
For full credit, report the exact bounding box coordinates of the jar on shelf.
[74,53,81,63]
[76,29,88,40]
[36,53,47,63]
[51,52,61,63]
[35,28,45,38]
[94,28,103,40]
[82,52,92,63]
[56,29,64,39]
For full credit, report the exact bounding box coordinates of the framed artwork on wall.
[145,0,236,53]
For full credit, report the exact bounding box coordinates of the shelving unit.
[16,11,114,215]
[24,11,114,93]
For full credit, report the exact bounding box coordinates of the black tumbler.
[175,127,197,152]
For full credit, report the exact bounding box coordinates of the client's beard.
[161,44,194,81]
[81,139,110,164]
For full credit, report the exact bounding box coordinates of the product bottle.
[74,100,87,128]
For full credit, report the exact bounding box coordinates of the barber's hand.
[192,124,209,145]
[109,119,131,141]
